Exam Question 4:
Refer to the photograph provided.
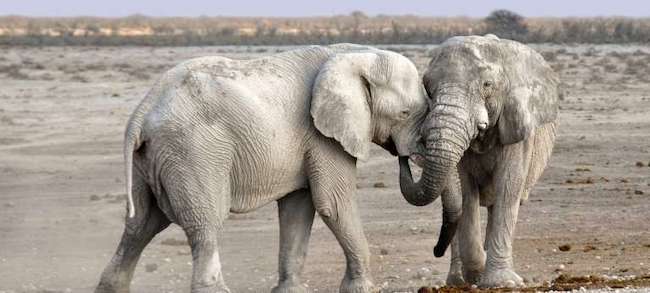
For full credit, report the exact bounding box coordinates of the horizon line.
[1,13,649,19]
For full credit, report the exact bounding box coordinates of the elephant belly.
[228,141,309,213]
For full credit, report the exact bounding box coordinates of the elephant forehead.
[444,35,498,46]
[455,43,484,60]
[441,37,510,64]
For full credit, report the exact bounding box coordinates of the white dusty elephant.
[399,35,559,288]
[95,44,445,293]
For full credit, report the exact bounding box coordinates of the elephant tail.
[124,100,150,218]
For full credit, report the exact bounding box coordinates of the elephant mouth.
[469,127,498,154]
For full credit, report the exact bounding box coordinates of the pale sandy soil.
[0,44,649,293]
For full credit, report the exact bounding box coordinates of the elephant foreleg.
[273,189,316,293]
[318,196,373,293]
[445,236,465,286]
[479,144,531,288]
[458,171,486,285]
[307,141,374,293]
[479,191,524,288]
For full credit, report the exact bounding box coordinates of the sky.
[1,0,648,18]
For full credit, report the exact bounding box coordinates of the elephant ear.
[498,42,559,145]
[311,52,376,160]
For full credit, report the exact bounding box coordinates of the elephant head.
[400,35,559,256]
[310,48,428,164]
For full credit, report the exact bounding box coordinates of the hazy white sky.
[1,0,648,17]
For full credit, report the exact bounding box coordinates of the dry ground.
[0,44,649,292]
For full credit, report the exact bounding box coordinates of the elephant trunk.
[398,156,429,206]
[400,93,472,202]
[433,171,462,257]
[429,91,475,256]
[399,88,474,256]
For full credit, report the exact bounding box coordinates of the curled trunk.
[398,156,429,206]
[399,91,473,257]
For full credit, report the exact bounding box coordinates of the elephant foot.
[478,268,524,288]
[95,283,128,293]
[191,284,231,293]
[462,266,484,285]
[340,276,375,293]
[445,270,465,287]
[272,281,308,293]
[461,250,486,285]
[95,275,130,293]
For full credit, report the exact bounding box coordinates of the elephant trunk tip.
[433,245,446,258]
[433,219,458,257]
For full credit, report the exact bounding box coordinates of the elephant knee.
[311,195,339,221]
[316,207,339,223]
[317,208,332,218]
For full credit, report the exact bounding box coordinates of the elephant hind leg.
[95,172,171,293]
[163,167,231,293]
[185,227,229,293]
[273,189,315,293]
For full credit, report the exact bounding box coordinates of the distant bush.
[484,9,528,40]
[1,13,650,46]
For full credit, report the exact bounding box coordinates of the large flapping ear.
[498,40,560,145]
[311,52,377,160]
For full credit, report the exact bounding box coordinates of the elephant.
[94,43,453,293]
[398,35,559,288]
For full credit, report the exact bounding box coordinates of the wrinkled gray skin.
[403,35,559,288]
[94,44,432,293]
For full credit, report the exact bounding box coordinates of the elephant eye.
[482,80,495,99]
[483,80,494,88]
[400,110,410,119]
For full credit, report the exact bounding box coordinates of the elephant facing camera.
[419,35,559,288]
